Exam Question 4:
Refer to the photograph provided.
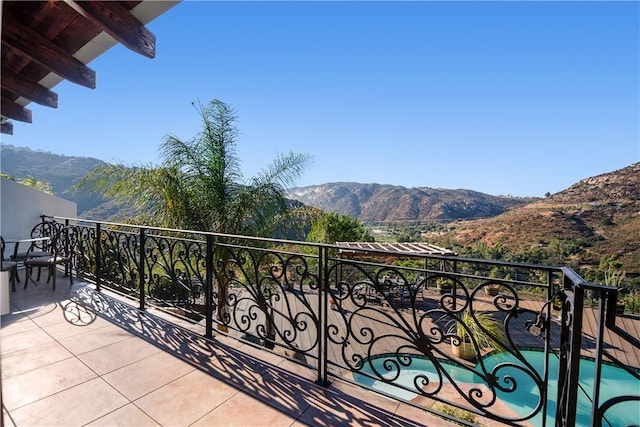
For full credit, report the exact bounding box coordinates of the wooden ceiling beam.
[1,96,33,123]
[66,1,156,59]
[1,19,96,89]
[1,66,59,108]
[1,120,14,135]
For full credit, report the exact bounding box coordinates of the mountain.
[423,163,640,274]
[0,144,107,214]
[2,145,638,275]
[288,183,537,223]
[2,144,536,222]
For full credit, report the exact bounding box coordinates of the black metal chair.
[23,225,77,291]
[11,221,56,262]
[1,236,18,292]
[10,221,59,284]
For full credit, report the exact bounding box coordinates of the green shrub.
[433,403,478,425]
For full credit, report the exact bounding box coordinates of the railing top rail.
[46,215,323,248]
[48,214,569,273]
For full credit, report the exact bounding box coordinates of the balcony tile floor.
[1,275,456,427]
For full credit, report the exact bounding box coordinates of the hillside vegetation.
[1,144,107,214]
[1,144,637,279]
[425,163,640,279]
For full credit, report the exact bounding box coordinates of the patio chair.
[12,221,61,283]
[23,225,77,291]
[1,236,18,292]
[11,221,56,262]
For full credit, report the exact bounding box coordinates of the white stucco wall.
[0,178,77,258]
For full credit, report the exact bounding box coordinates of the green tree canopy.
[306,212,374,244]
[1,172,53,194]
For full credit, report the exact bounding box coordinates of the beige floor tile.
[11,290,67,312]
[291,382,427,427]
[0,313,37,337]
[87,403,161,426]
[1,340,74,379]
[330,379,401,413]
[78,336,162,375]
[103,350,195,400]
[0,326,53,356]
[27,298,109,328]
[274,358,318,383]
[41,314,113,341]
[25,300,71,327]
[57,323,132,355]
[2,407,17,427]
[192,392,298,427]
[2,357,97,410]
[239,368,322,415]
[135,369,238,426]
[234,341,290,366]
[10,378,128,426]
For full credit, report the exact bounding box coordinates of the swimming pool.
[353,350,640,426]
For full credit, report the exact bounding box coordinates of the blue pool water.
[353,350,640,426]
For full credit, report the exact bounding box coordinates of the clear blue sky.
[4,1,639,197]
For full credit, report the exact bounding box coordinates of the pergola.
[336,241,457,258]
[1,0,179,135]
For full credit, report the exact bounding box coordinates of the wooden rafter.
[1,67,58,108]
[1,17,97,89]
[1,96,33,123]
[66,1,156,59]
[1,121,14,135]
[0,1,177,135]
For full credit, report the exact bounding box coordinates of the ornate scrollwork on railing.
[325,261,548,424]
[96,228,143,296]
[211,244,321,357]
[144,235,207,313]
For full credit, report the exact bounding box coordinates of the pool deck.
[579,303,640,369]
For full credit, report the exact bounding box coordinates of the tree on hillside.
[306,212,374,244]
[1,172,53,194]
[78,99,312,330]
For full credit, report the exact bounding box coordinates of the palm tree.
[80,99,310,235]
[79,99,311,327]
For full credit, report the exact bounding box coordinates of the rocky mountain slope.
[288,183,536,223]
[424,163,640,273]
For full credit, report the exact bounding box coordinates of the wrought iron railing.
[43,215,639,426]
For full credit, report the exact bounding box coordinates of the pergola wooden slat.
[336,241,457,258]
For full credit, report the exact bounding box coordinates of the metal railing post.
[590,286,607,423]
[205,235,213,338]
[556,274,583,427]
[315,244,329,387]
[138,227,146,311]
[540,270,554,427]
[95,223,102,292]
